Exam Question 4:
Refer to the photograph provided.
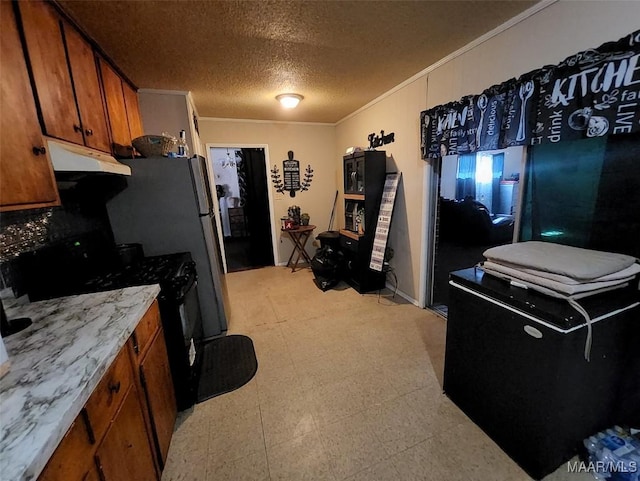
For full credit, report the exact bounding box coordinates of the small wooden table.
[282,225,316,272]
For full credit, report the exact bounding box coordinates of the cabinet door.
[0,1,59,211]
[123,82,144,141]
[140,330,177,467]
[82,464,101,481]
[63,23,111,153]
[17,0,83,145]
[84,346,133,444]
[99,58,132,157]
[95,386,157,481]
[38,415,93,481]
[131,300,161,361]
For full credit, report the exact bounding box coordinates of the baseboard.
[385,281,419,306]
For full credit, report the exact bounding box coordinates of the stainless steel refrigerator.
[106,155,229,338]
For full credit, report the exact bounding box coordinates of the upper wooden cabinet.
[99,58,143,158]
[0,1,59,212]
[17,0,83,145]
[17,0,112,153]
[63,21,111,153]
[123,82,144,141]
[12,0,145,159]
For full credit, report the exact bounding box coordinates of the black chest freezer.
[443,268,640,480]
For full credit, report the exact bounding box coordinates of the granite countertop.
[0,285,161,481]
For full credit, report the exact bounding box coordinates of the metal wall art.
[270,150,314,197]
[368,130,395,149]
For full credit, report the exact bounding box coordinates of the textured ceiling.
[58,0,539,123]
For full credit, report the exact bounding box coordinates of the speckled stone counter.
[0,285,161,481]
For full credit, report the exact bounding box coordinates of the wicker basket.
[132,135,176,157]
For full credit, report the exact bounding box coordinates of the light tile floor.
[161,267,593,481]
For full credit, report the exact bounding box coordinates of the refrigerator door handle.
[189,156,213,216]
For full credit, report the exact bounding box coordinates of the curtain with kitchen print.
[421,29,640,159]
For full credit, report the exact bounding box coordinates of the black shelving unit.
[339,150,386,293]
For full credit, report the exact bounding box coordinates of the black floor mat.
[196,335,258,403]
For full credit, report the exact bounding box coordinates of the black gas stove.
[18,232,204,410]
[81,253,197,302]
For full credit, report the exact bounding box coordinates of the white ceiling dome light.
[276,93,303,109]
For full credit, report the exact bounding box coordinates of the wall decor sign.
[370,172,401,272]
[270,150,314,197]
[420,29,640,159]
[368,130,395,149]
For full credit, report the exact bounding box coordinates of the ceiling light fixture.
[276,93,303,109]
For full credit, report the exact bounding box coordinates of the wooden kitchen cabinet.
[84,345,134,443]
[0,1,59,212]
[100,58,143,157]
[63,21,112,153]
[123,82,144,142]
[82,464,102,481]
[17,0,83,145]
[130,301,177,469]
[95,385,158,481]
[17,0,112,153]
[38,415,94,481]
[37,301,174,481]
[139,330,177,467]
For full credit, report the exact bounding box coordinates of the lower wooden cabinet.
[84,344,134,443]
[139,329,177,467]
[95,385,157,481]
[130,300,177,470]
[37,300,176,481]
[38,416,94,481]
[82,464,102,481]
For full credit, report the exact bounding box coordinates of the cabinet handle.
[73,124,82,133]
[85,128,93,136]
[80,408,96,444]
[131,331,139,354]
[32,146,46,156]
[95,455,107,481]
[108,380,121,394]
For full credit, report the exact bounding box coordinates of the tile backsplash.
[0,194,113,291]
[0,208,54,263]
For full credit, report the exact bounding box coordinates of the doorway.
[428,146,525,315]
[208,146,275,273]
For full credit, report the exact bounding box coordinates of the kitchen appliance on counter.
[444,267,640,479]
[105,155,229,338]
[19,234,204,410]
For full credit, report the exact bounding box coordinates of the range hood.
[46,137,131,176]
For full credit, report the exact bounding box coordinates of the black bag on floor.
[311,246,342,291]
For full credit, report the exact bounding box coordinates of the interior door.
[240,148,275,268]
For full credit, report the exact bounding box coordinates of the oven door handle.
[172,274,197,303]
